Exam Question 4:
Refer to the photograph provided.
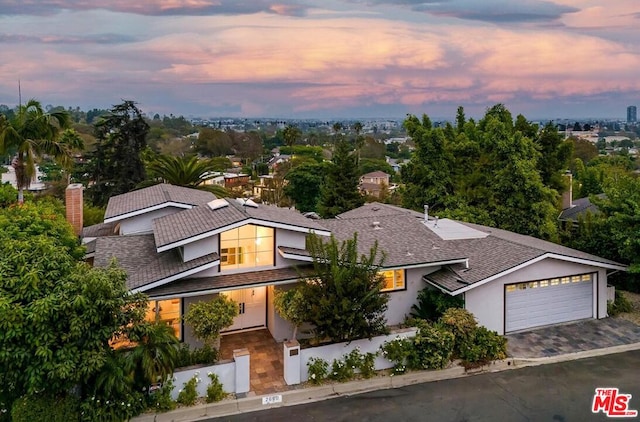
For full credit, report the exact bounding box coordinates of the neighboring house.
[75,184,625,348]
[223,173,250,190]
[267,154,291,171]
[359,171,391,198]
[559,194,604,226]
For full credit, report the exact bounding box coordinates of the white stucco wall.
[183,235,219,262]
[275,228,308,268]
[118,206,184,235]
[464,258,608,335]
[384,267,438,326]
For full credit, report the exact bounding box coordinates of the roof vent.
[236,198,259,208]
[207,198,229,210]
[372,206,380,211]
[372,221,381,230]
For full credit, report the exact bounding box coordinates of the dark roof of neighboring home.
[82,221,118,238]
[329,202,625,293]
[558,194,604,221]
[104,184,215,220]
[145,266,312,297]
[361,171,390,178]
[152,199,329,249]
[93,235,218,290]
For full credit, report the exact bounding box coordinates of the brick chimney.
[561,171,573,210]
[65,183,84,236]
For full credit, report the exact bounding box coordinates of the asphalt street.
[209,350,640,422]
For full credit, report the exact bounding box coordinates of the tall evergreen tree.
[317,140,364,218]
[88,101,149,206]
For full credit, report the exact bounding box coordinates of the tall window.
[379,269,405,292]
[220,224,274,270]
[146,299,181,339]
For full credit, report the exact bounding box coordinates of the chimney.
[424,204,429,222]
[561,171,573,210]
[65,183,84,236]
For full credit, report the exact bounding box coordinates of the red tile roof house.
[75,183,625,348]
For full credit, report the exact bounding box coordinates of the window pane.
[528,282,538,289]
[221,227,239,241]
[256,250,273,266]
[220,224,274,271]
[379,271,395,291]
[582,274,591,282]
[540,280,549,287]
[506,285,516,293]
[550,278,559,286]
[561,277,570,284]
[238,224,255,240]
[394,270,405,289]
[147,299,181,339]
[256,226,273,238]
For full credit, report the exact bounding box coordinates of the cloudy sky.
[1,0,638,120]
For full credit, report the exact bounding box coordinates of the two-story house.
[75,183,625,345]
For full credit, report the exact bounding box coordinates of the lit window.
[582,274,591,282]
[571,276,581,283]
[528,282,538,289]
[550,278,560,286]
[221,224,274,270]
[380,270,405,292]
[506,285,516,293]
[517,283,526,290]
[540,280,549,287]
[147,299,181,339]
[561,277,570,284]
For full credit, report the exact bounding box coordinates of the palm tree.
[0,99,73,204]
[282,124,302,148]
[127,322,179,388]
[145,154,228,197]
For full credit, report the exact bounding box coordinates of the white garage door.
[505,274,593,333]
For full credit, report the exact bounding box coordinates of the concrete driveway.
[506,318,640,358]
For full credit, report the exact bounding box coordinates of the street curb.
[132,342,640,422]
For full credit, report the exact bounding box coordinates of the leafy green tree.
[87,100,149,206]
[282,124,302,147]
[0,99,74,203]
[273,287,307,340]
[534,122,573,191]
[0,201,178,420]
[284,162,328,212]
[400,114,453,211]
[145,154,228,197]
[317,140,364,218]
[300,233,388,343]
[183,295,238,348]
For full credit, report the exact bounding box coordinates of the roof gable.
[104,184,215,221]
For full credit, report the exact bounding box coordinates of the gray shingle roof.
[104,184,215,220]
[93,235,218,290]
[559,194,604,221]
[153,199,329,249]
[82,221,118,238]
[326,202,625,291]
[145,266,312,297]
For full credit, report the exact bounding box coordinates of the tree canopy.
[317,140,364,218]
[87,100,150,206]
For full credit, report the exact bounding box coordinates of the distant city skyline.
[1,1,639,120]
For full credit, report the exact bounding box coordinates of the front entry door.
[221,287,267,332]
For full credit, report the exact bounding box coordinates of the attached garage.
[504,273,594,333]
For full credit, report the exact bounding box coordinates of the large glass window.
[379,269,405,292]
[220,224,274,270]
[146,299,181,339]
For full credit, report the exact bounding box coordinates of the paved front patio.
[219,329,288,395]
[506,318,640,358]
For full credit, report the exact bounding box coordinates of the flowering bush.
[345,348,377,379]
[307,357,329,385]
[148,380,176,412]
[206,372,227,403]
[381,336,413,375]
[177,374,200,406]
[329,358,354,382]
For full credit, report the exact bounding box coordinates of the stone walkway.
[506,318,640,358]
[219,329,288,395]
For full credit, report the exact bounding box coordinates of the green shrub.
[176,344,219,368]
[406,322,455,370]
[307,357,329,385]
[177,375,200,406]
[608,290,634,316]
[148,380,176,412]
[206,372,227,403]
[459,326,507,368]
[381,336,413,375]
[11,394,80,422]
[79,391,146,421]
[345,348,377,379]
[183,296,238,348]
[439,308,478,356]
[411,288,464,321]
[329,358,354,382]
